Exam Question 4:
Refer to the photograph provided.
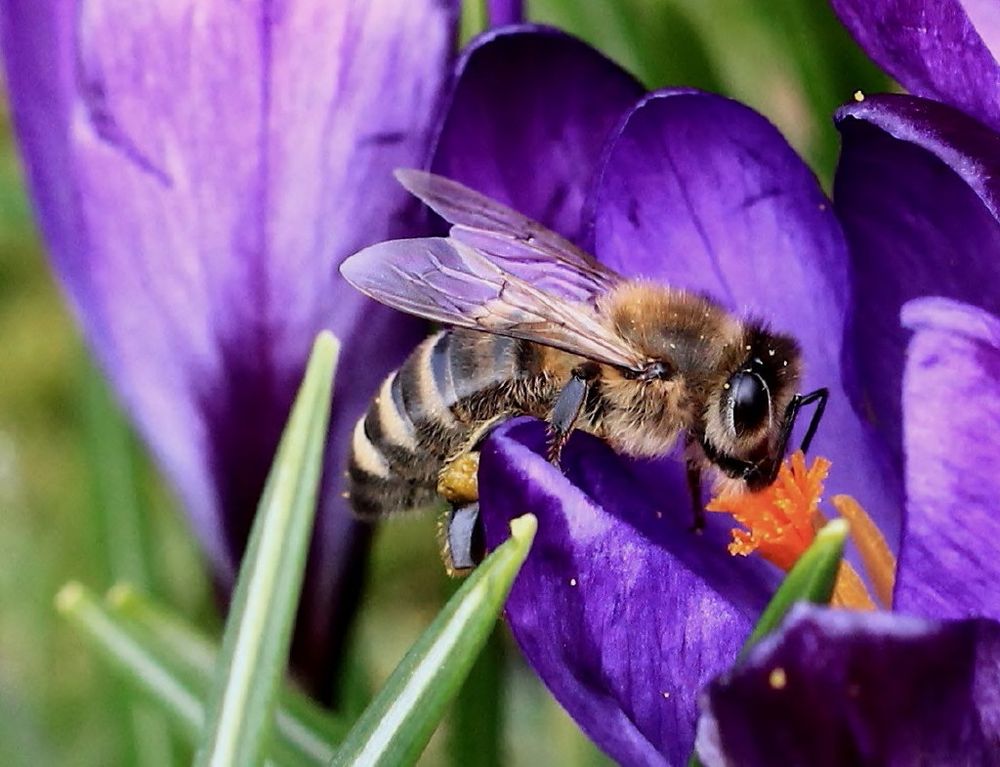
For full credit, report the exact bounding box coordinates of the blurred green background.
[0,1,888,764]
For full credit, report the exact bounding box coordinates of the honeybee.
[340,170,828,573]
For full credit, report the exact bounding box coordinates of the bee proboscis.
[340,170,827,573]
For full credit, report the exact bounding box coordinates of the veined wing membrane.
[395,169,620,301]
[341,237,645,370]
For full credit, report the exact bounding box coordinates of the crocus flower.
[695,298,1000,765]
[410,23,1000,764]
[0,0,458,689]
[689,12,1000,757]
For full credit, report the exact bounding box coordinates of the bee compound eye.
[727,371,770,435]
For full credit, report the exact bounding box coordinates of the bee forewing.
[341,236,645,370]
[395,169,620,298]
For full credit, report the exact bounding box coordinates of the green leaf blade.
[56,582,205,743]
[741,518,848,655]
[331,514,537,767]
[195,332,339,767]
[107,585,347,764]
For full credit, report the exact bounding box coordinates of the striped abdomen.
[347,328,552,519]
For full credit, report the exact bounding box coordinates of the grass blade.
[448,624,505,767]
[57,583,203,742]
[82,358,175,767]
[331,514,537,767]
[108,584,347,762]
[195,332,339,767]
[56,584,318,766]
[740,518,848,655]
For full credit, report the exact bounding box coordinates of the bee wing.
[341,236,646,370]
[395,169,621,301]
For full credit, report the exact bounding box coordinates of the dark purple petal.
[835,94,1000,471]
[1,0,456,687]
[697,606,1000,767]
[895,298,1000,622]
[431,26,643,243]
[591,90,902,548]
[479,419,781,765]
[831,0,1000,130]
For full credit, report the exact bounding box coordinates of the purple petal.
[1,0,456,686]
[697,606,1000,767]
[590,90,902,549]
[835,94,1000,471]
[479,419,781,765]
[831,0,1000,130]
[431,26,643,243]
[895,298,1000,622]
[486,0,522,26]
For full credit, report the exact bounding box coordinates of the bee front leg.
[547,365,597,464]
[684,436,706,533]
[686,460,705,533]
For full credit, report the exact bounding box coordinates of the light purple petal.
[834,94,1000,472]
[1,0,456,686]
[431,26,643,244]
[831,0,1000,131]
[590,90,902,549]
[697,606,1000,767]
[479,419,781,766]
[895,298,1000,622]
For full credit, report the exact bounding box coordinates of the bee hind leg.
[437,452,480,506]
[442,502,484,576]
[437,453,484,577]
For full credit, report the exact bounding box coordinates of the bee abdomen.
[347,330,523,519]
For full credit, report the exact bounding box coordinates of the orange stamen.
[706,452,830,571]
[830,561,876,610]
[832,495,897,609]
[707,451,895,612]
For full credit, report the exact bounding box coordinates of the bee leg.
[546,365,596,464]
[443,502,484,575]
[686,460,705,533]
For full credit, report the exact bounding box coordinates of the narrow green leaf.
[195,332,339,767]
[81,358,174,767]
[108,584,348,762]
[740,518,848,655]
[447,623,505,767]
[56,583,316,767]
[57,582,204,742]
[331,514,537,767]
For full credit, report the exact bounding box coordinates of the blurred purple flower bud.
[0,0,459,694]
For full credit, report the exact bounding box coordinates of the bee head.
[704,323,804,488]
